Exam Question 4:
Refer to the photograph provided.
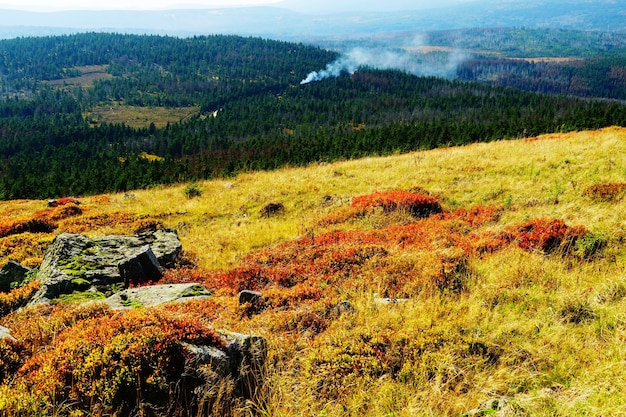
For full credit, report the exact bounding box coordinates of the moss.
[58,256,101,278]
[54,291,105,304]
[121,299,143,308]
[180,284,212,298]
[71,277,92,291]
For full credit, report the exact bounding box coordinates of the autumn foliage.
[503,218,589,255]
[0,183,606,416]
[322,190,443,225]
[351,190,443,218]
[14,305,224,415]
[0,218,56,239]
[160,191,596,303]
[583,182,626,202]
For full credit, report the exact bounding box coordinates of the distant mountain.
[0,0,625,40]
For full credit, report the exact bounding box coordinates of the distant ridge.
[1,0,626,40]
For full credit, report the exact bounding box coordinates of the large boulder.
[0,261,31,293]
[29,229,182,304]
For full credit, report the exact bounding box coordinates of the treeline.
[457,55,626,100]
[428,28,626,58]
[1,33,626,199]
[0,32,337,104]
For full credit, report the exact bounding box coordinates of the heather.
[0,127,625,415]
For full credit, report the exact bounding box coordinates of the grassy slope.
[1,127,626,415]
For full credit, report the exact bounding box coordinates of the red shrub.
[351,190,443,218]
[321,190,443,225]
[47,197,80,208]
[504,219,588,254]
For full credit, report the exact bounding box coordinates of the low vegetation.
[0,127,625,415]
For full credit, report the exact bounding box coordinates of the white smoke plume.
[300,46,469,84]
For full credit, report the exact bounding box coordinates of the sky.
[0,0,279,11]
[0,0,465,12]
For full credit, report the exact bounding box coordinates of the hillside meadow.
[1,126,626,416]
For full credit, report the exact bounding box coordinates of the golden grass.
[45,65,114,88]
[87,102,199,128]
[1,126,626,415]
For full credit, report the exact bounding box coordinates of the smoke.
[300,46,469,84]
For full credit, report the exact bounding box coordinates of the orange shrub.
[0,280,41,318]
[61,211,136,234]
[0,338,27,384]
[19,308,224,415]
[34,204,83,222]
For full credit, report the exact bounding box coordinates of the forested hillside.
[1,32,626,199]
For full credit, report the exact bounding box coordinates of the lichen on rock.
[29,229,183,305]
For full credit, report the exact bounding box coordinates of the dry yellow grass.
[1,126,626,416]
[87,102,199,128]
[45,65,114,88]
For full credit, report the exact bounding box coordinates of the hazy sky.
[0,0,467,12]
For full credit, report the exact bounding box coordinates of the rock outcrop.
[0,261,31,293]
[29,229,182,304]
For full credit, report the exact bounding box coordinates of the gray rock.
[181,330,268,414]
[29,229,183,304]
[0,325,16,342]
[238,290,262,305]
[221,331,268,401]
[238,290,266,317]
[118,245,163,287]
[136,228,182,267]
[463,398,510,416]
[102,283,211,309]
[0,261,31,293]
[329,301,356,318]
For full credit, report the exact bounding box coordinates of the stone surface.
[329,300,356,318]
[0,325,16,342]
[118,245,163,287]
[0,261,31,293]
[179,330,268,415]
[29,229,182,304]
[463,398,511,416]
[374,297,410,305]
[238,290,262,305]
[103,283,212,309]
[238,290,266,317]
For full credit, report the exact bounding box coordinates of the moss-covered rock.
[29,229,182,304]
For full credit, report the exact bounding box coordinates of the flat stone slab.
[102,283,212,309]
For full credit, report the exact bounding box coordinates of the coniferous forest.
[1,32,626,199]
